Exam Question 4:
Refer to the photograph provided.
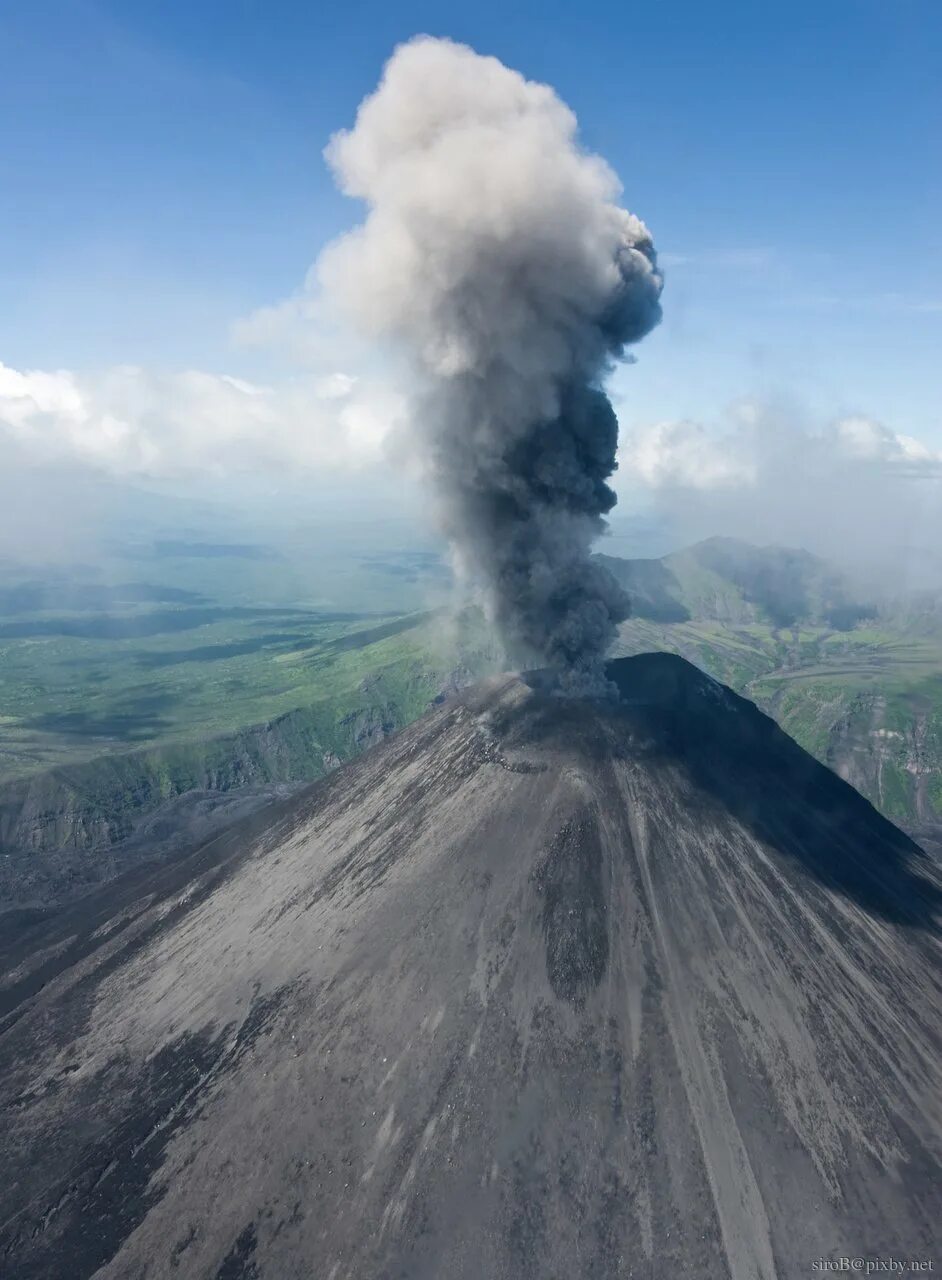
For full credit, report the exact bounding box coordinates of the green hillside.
[2,535,941,914]
[608,539,942,831]
[0,590,499,910]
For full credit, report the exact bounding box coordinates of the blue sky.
[1,0,940,443]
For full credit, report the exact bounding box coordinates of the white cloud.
[315,372,357,400]
[231,295,316,356]
[617,400,942,586]
[833,415,942,470]
[621,403,942,494]
[229,284,365,370]
[0,359,403,477]
[625,419,757,489]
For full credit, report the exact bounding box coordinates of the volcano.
[2,654,940,1280]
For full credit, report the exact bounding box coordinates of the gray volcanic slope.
[1,654,941,1280]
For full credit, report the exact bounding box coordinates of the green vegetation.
[2,534,941,871]
[610,539,942,831]
[0,602,503,878]
[0,609,455,781]
[0,529,469,789]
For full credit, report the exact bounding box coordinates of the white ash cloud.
[318,36,662,692]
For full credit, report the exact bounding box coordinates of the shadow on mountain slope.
[510,653,942,931]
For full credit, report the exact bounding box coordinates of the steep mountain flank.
[2,655,939,1279]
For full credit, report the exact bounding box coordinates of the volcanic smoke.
[320,37,663,693]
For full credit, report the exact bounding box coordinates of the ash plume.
[321,37,663,693]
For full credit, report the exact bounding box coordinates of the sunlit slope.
[3,655,939,1280]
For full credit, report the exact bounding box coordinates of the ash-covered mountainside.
[1,654,940,1280]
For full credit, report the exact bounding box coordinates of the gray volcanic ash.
[320,38,663,693]
[1,654,940,1279]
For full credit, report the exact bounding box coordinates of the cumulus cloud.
[619,401,942,587]
[0,359,401,477]
[627,419,757,489]
[832,415,942,472]
[231,287,346,367]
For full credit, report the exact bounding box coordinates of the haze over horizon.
[1,1,940,587]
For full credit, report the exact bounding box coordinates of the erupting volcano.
[2,655,940,1279]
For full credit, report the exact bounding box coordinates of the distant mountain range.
[598,536,877,629]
